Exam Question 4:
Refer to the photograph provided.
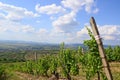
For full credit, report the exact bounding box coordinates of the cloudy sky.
[0,0,120,45]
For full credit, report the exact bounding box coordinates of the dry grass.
[109,62,120,80]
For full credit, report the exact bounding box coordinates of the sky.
[0,0,120,45]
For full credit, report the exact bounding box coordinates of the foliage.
[0,66,8,80]
[105,46,120,62]
[80,27,106,80]
[58,43,79,80]
[49,55,58,75]
[35,56,50,77]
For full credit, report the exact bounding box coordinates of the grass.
[110,62,120,80]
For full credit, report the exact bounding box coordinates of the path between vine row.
[15,72,47,80]
[15,72,84,80]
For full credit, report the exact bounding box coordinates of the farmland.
[0,36,120,80]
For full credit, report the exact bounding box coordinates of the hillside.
[0,40,84,62]
[0,40,114,63]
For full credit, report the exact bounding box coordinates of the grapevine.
[80,27,107,80]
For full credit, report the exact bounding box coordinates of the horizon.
[0,0,120,45]
[0,40,118,46]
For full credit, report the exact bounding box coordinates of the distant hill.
[0,40,113,51]
[0,40,60,50]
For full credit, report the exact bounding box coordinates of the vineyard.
[0,27,120,80]
[0,18,120,80]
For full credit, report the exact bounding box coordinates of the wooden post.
[97,71,100,80]
[90,17,113,80]
[34,52,37,61]
[82,48,84,54]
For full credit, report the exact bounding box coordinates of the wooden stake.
[90,17,113,80]
[34,52,37,61]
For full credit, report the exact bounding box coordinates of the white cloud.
[77,27,88,37]
[0,13,6,19]
[22,25,35,33]
[50,16,56,20]
[0,2,39,21]
[0,19,35,33]
[35,4,66,15]
[93,8,99,13]
[34,0,99,35]
[84,0,94,13]
[61,0,99,13]
[64,25,119,45]
[2,0,119,45]
[102,35,115,40]
[0,19,17,32]
[98,25,119,35]
[37,29,48,34]
[98,25,120,40]
[61,0,84,12]
[0,18,50,42]
[50,0,98,34]
[0,15,120,44]
[52,11,79,33]
[0,27,7,32]
[77,25,120,41]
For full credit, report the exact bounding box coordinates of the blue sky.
[0,0,120,45]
